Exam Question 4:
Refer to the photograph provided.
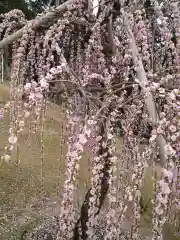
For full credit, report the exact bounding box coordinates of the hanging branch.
[72,71,115,238]
[73,113,112,240]
[0,0,75,49]
[1,51,4,83]
[122,10,167,168]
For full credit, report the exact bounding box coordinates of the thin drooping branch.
[0,0,75,49]
[73,112,112,240]
[122,11,167,168]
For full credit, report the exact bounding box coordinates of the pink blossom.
[169,125,176,133]
[155,206,164,215]
[159,180,170,194]
[162,168,173,182]
[78,134,87,144]
[24,82,31,91]
[40,78,49,89]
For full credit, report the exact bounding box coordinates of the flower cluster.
[0,0,179,239]
[104,111,119,239]
[0,9,26,40]
[59,113,92,238]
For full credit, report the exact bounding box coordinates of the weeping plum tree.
[0,0,180,239]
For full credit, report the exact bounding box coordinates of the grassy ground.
[0,82,179,239]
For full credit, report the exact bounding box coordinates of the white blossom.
[8,135,17,144]
[2,154,11,163]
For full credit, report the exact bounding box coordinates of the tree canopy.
[0,0,179,239]
[0,0,68,18]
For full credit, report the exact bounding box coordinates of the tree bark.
[0,0,74,49]
[122,11,167,168]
